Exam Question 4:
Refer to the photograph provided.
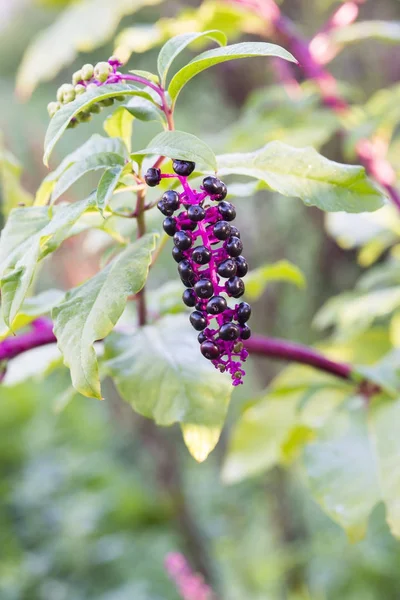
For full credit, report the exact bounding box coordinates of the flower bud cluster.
[145,160,251,386]
[47,56,126,127]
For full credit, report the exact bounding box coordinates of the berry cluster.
[145,161,251,386]
[47,57,125,126]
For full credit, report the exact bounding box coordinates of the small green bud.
[115,95,125,102]
[72,70,83,85]
[74,84,86,95]
[94,61,112,83]
[81,63,94,81]
[99,97,114,107]
[47,101,60,118]
[90,103,101,114]
[57,83,75,104]
[77,111,92,123]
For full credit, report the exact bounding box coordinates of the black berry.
[200,341,220,360]
[173,230,192,250]
[182,289,196,307]
[188,205,205,222]
[235,256,248,277]
[206,296,227,315]
[192,245,211,265]
[226,276,245,298]
[217,258,237,278]
[219,322,240,341]
[194,278,214,299]
[162,190,180,212]
[157,200,173,217]
[178,260,196,287]
[229,226,240,238]
[202,176,227,200]
[213,221,231,240]
[190,311,207,331]
[237,302,251,323]
[195,301,205,311]
[225,236,243,257]
[144,167,161,187]
[218,201,236,221]
[172,246,185,263]
[172,159,195,176]
[198,332,207,344]
[163,217,177,236]
[240,325,251,340]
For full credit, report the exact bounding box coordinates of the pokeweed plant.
[0,31,389,479]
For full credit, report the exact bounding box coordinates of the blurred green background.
[1,0,400,598]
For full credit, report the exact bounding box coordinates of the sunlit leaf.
[104,107,135,152]
[245,260,305,302]
[0,139,33,216]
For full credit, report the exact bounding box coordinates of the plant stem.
[136,187,148,327]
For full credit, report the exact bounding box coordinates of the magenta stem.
[0,318,56,362]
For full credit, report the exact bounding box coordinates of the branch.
[230,0,400,210]
[0,318,56,362]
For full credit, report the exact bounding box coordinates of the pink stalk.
[165,553,216,600]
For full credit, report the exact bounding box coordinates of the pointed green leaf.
[0,197,94,327]
[51,152,125,203]
[0,138,33,216]
[217,141,386,213]
[36,135,126,206]
[105,314,232,460]
[303,402,380,541]
[168,42,297,103]
[44,84,156,166]
[132,130,217,171]
[104,107,135,152]
[96,166,124,212]
[245,260,305,302]
[53,233,157,399]
[0,289,65,340]
[157,30,227,87]
[125,95,166,123]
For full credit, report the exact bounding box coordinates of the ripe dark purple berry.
[178,260,196,287]
[198,332,207,344]
[229,226,240,238]
[195,301,205,311]
[219,322,240,341]
[172,246,185,263]
[173,230,192,250]
[144,167,161,187]
[213,221,231,240]
[225,276,245,298]
[188,205,205,222]
[172,159,195,176]
[192,245,211,265]
[194,278,214,299]
[190,311,207,331]
[217,258,237,278]
[225,236,243,257]
[202,176,227,200]
[200,341,220,360]
[240,325,251,340]
[162,190,180,212]
[182,289,196,307]
[218,201,236,221]
[237,302,251,323]
[157,200,173,217]
[163,217,177,236]
[206,295,227,315]
[235,256,248,277]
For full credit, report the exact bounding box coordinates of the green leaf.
[355,350,400,397]
[370,395,400,538]
[43,84,155,166]
[104,107,135,152]
[0,138,33,217]
[53,233,157,400]
[129,69,160,84]
[124,95,166,123]
[303,401,380,541]
[0,197,94,328]
[157,30,227,87]
[245,260,305,302]
[217,141,386,213]
[132,130,217,171]
[96,167,124,212]
[51,152,126,203]
[36,134,127,206]
[0,289,65,340]
[105,314,233,461]
[168,42,297,103]
[331,21,400,47]
[16,0,165,99]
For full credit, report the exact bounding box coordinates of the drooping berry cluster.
[145,161,251,386]
[47,57,125,126]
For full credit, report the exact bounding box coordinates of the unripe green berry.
[57,83,75,104]
[74,84,86,95]
[115,95,125,102]
[90,103,101,114]
[94,61,112,82]
[99,97,114,107]
[77,111,92,123]
[67,119,78,129]
[81,63,94,81]
[72,70,83,85]
[47,101,60,118]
